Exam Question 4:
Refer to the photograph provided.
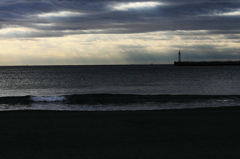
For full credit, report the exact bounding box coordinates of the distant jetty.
[174,61,240,66]
[174,50,240,66]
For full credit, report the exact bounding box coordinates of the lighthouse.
[178,50,181,62]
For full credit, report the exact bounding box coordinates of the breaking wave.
[30,96,67,102]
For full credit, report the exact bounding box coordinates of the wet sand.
[0,107,240,159]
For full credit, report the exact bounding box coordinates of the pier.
[174,61,240,66]
[174,50,240,66]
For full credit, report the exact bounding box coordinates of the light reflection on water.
[0,65,240,96]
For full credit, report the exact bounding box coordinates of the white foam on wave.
[30,96,67,102]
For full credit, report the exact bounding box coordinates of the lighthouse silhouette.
[178,50,181,62]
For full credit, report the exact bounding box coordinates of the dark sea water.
[1,65,240,111]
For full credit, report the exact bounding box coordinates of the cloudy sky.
[0,0,240,65]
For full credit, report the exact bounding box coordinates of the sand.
[0,107,240,159]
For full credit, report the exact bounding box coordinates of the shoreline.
[1,106,240,158]
[1,104,240,112]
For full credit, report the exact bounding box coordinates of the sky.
[0,0,240,65]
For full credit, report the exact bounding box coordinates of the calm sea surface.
[1,65,240,111]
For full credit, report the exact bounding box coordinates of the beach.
[1,107,240,159]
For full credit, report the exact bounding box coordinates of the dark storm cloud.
[0,0,240,37]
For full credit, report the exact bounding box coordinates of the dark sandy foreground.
[1,107,240,159]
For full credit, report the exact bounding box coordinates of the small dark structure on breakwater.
[174,50,240,66]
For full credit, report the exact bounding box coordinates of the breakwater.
[174,61,240,66]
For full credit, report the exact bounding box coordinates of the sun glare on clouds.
[34,23,55,26]
[201,9,240,16]
[37,11,85,18]
[0,25,36,38]
[110,2,164,11]
[218,10,240,16]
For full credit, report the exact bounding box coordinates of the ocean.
[1,65,240,111]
